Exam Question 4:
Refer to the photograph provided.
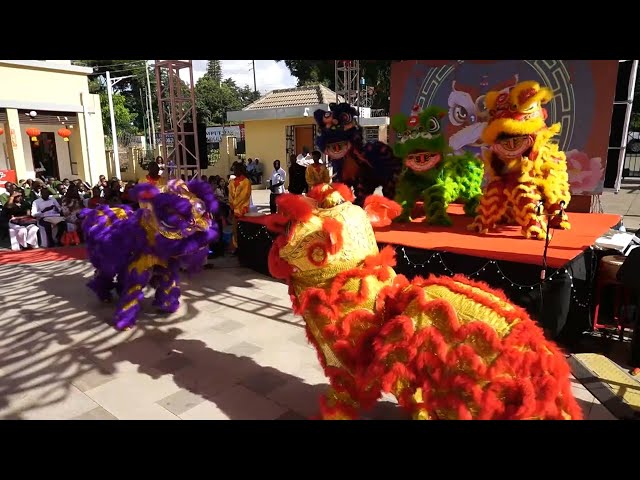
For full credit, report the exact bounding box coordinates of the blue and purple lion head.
[314,102,364,160]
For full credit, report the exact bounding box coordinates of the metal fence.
[623,131,640,178]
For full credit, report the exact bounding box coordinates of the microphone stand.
[538,201,565,333]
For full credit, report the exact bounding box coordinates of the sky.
[183,60,298,93]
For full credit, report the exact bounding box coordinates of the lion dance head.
[391,105,451,175]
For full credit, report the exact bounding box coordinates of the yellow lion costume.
[468,81,571,239]
[264,183,582,420]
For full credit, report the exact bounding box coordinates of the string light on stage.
[397,246,591,310]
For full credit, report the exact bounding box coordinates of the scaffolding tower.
[335,60,360,110]
[154,60,201,180]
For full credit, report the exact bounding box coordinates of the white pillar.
[106,70,121,180]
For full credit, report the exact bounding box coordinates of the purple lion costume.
[81,179,219,330]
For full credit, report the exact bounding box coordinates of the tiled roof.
[244,84,345,111]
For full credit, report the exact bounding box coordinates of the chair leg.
[593,280,604,331]
[614,286,623,339]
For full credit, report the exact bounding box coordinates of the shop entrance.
[31,132,59,179]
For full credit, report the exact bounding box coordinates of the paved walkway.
[0,257,614,420]
[600,179,640,232]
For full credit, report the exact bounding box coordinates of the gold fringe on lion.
[468,81,571,240]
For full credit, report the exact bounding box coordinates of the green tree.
[206,60,223,84]
[276,60,394,113]
[101,93,136,135]
[74,59,151,135]
[194,67,262,125]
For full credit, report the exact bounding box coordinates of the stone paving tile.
[267,380,328,418]
[2,384,98,420]
[587,403,617,420]
[241,370,290,396]
[83,371,181,419]
[156,389,206,416]
[180,384,286,420]
[73,406,118,420]
[210,319,245,334]
[275,410,308,420]
[71,365,119,393]
[224,341,263,358]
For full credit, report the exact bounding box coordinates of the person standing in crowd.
[145,161,166,187]
[269,159,286,214]
[305,150,331,189]
[228,163,252,255]
[246,158,256,184]
[288,153,307,195]
[253,159,263,185]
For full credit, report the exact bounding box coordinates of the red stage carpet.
[0,246,88,265]
[242,204,621,269]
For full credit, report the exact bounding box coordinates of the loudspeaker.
[180,123,209,170]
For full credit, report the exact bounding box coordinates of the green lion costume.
[391,105,484,225]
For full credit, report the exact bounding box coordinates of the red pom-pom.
[364,195,403,227]
[276,194,314,222]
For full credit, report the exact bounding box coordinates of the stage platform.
[238,204,622,341]
[373,204,621,269]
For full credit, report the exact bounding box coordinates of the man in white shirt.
[32,189,66,246]
[269,159,287,214]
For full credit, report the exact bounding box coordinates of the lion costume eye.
[340,112,352,124]
[428,117,441,133]
[193,201,206,215]
[452,105,468,125]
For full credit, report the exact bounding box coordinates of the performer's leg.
[269,193,277,214]
[468,180,508,233]
[509,183,547,239]
[87,271,117,303]
[113,267,152,330]
[231,216,239,251]
[152,265,181,313]
[423,183,453,226]
[394,180,421,222]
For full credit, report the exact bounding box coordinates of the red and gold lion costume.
[468,81,571,240]
[265,183,582,420]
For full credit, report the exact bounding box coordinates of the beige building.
[227,84,390,186]
[0,60,108,185]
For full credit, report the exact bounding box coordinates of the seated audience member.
[32,188,66,247]
[0,181,17,206]
[1,186,39,249]
[60,183,83,245]
[105,180,123,207]
[88,186,104,208]
[121,181,138,207]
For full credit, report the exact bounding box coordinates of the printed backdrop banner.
[390,60,619,195]
[0,169,17,189]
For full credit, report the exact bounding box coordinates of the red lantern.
[0,127,4,135]
[58,128,72,142]
[26,127,40,142]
